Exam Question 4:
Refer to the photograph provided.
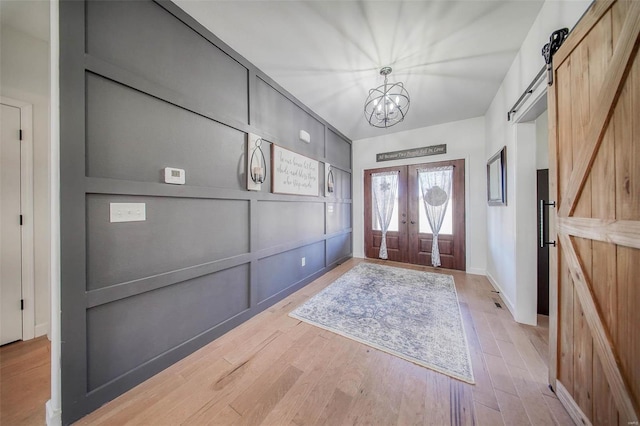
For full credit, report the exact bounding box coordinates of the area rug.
[289,263,475,384]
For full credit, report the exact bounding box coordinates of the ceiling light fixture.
[364,67,410,128]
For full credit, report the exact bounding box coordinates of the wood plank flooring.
[1,259,574,425]
[0,335,50,425]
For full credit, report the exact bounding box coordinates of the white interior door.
[1,102,23,345]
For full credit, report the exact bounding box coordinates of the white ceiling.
[0,0,545,141]
[175,0,545,141]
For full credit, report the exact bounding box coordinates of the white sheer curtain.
[418,166,453,267]
[372,171,399,259]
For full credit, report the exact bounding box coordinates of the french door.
[364,159,465,270]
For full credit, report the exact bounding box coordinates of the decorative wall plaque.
[271,144,319,196]
[376,144,446,162]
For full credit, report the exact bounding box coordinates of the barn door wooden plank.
[555,61,575,392]
[547,50,560,389]
[614,5,638,225]
[569,37,593,417]
[553,0,616,68]
[617,245,640,425]
[586,12,619,423]
[558,233,639,421]
[558,1,640,218]
[558,218,640,249]
[617,19,640,422]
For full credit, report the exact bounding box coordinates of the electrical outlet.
[301,257,306,267]
[110,203,146,223]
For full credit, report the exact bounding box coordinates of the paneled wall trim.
[60,1,352,423]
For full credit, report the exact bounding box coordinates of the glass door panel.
[363,166,408,262]
[418,178,453,235]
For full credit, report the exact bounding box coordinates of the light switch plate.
[110,203,146,223]
[299,130,311,143]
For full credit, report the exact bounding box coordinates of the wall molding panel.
[60,0,352,423]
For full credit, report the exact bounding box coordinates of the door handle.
[410,220,416,224]
[539,200,556,248]
[401,220,407,224]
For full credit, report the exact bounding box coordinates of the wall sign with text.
[376,144,447,162]
[271,144,319,196]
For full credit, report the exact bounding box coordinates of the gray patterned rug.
[289,263,475,384]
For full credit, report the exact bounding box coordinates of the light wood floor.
[0,335,50,425]
[0,258,574,425]
[74,258,572,425]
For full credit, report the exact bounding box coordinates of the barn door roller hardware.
[542,28,569,86]
[507,28,569,121]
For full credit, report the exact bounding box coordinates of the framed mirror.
[487,146,507,206]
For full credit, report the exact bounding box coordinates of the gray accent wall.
[59,1,352,423]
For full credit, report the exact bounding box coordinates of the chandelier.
[364,67,410,128]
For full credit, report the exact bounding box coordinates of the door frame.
[357,155,476,273]
[364,165,409,263]
[364,159,466,270]
[407,159,466,270]
[1,96,35,341]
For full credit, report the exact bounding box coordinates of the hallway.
[75,259,571,425]
[0,336,50,425]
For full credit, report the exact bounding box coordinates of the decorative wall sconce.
[247,133,267,191]
[325,164,335,195]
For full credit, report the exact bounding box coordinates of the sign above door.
[376,144,446,162]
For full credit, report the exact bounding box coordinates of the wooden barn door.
[549,0,640,424]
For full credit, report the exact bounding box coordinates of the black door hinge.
[19,129,23,140]
[20,215,23,225]
[21,299,24,310]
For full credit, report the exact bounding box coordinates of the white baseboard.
[466,268,486,276]
[556,381,591,426]
[485,271,517,319]
[35,322,49,338]
[46,400,61,426]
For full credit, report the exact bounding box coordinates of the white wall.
[484,0,591,325]
[352,117,487,275]
[1,20,51,337]
[536,109,549,170]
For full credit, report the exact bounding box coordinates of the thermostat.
[164,167,185,184]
